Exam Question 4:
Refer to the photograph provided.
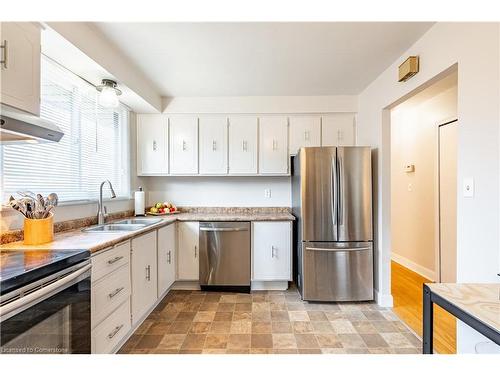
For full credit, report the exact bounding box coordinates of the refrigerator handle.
[331,155,338,227]
[338,151,344,226]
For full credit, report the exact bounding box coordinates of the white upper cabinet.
[199,116,228,175]
[321,113,356,146]
[289,115,321,154]
[136,114,168,175]
[228,116,258,175]
[0,22,41,115]
[169,116,199,174]
[258,116,289,174]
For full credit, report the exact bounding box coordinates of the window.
[0,55,130,203]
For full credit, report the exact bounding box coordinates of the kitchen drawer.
[92,264,131,328]
[92,299,131,354]
[92,241,130,282]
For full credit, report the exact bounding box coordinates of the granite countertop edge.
[0,212,295,254]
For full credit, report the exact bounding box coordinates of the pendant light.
[96,79,122,108]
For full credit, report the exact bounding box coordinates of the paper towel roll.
[134,187,145,216]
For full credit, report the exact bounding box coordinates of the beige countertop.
[426,283,500,333]
[0,212,295,254]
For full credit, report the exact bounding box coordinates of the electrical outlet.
[264,189,271,198]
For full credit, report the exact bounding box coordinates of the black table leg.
[423,284,433,354]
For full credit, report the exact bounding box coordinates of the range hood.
[0,104,64,143]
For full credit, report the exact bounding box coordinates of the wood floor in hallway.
[391,260,456,354]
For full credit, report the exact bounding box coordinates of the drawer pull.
[167,250,171,264]
[107,324,124,339]
[1,40,7,69]
[146,265,151,281]
[271,245,277,258]
[107,256,124,265]
[108,287,124,299]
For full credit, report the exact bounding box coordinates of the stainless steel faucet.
[97,180,116,225]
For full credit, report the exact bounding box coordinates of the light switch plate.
[463,178,474,197]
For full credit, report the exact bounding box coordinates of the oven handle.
[306,247,371,252]
[0,263,91,318]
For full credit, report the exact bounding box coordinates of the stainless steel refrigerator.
[292,146,373,301]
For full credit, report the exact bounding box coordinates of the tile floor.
[119,286,422,354]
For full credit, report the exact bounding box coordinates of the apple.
[155,202,162,209]
[170,207,175,213]
[150,207,158,214]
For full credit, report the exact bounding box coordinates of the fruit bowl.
[147,210,180,216]
[147,201,179,216]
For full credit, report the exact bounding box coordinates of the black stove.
[0,248,89,295]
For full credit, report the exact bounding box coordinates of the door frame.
[435,117,458,282]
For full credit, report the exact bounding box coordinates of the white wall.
[357,22,500,353]
[391,84,457,281]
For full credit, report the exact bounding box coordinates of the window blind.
[0,56,130,203]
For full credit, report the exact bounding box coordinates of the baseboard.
[171,280,201,290]
[251,280,289,290]
[391,253,436,281]
[374,289,393,307]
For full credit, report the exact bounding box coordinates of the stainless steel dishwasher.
[199,222,251,292]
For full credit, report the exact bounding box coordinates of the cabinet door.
[252,222,291,281]
[0,22,41,115]
[199,116,228,174]
[259,116,289,174]
[131,231,158,325]
[228,116,258,174]
[177,222,199,280]
[169,116,199,174]
[158,224,176,297]
[321,114,356,146]
[289,116,321,155]
[136,114,168,175]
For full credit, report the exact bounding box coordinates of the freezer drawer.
[301,241,373,301]
[199,222,250,288]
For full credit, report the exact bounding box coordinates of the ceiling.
[93,22,434,97]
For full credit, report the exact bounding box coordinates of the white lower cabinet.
[252,221,292,281]
[131,231,158,325]
[177,221,199,280]
[90,241,131,354]
[157,223,177,297]
[92,300,131,354]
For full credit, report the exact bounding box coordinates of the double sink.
[82,218,162,233]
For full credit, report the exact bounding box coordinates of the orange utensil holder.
[23,213,54,245]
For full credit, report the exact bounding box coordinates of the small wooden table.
[423,283,500,354]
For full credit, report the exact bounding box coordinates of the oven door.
[0,261,91,354]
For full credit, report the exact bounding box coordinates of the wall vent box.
[398,56,419,82]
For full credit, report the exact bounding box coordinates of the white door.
[157,224,176,297]
[136,114,168,175]
[0,22,41,115]
[177,222,199,280]
[439,121,458,283]
[169,116,199,174]
[259,116,289,174]
[199,116,228,174]
[131,231,158,325]
[322,114,356,146]
[252,222,291,281]
[289,116,321,155]
[228,116,258,174]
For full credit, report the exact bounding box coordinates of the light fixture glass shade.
[98,86,120,108]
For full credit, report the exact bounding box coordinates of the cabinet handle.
[167,250,171,264]
[108,287,124,299]
[304,130,310,141]
[212,140,217,151]
[107,324,124,340]
[152,140,157,151]
[0,40,7,69]
[146,265,151,281]
[107,256,123,265]
[182,140,187,151]
[271,246,277,258]
[272,140,278,151]
[337,129,343,141]
[194,245,197,258]
[242,140,247,151]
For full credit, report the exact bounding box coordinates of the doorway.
[389,71,458,353]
